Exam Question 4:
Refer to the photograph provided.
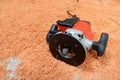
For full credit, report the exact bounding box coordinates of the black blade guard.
[49,33,86,66]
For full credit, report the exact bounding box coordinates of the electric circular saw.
[46,13,108,66]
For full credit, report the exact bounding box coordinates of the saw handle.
[92,33,108,56]
[46,24,58,42]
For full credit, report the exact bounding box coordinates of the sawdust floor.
[0,0,120,80]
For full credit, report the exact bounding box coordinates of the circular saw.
[46,13,109,66]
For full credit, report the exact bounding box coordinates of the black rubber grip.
[46,24,58,42]
[92,33,109,56]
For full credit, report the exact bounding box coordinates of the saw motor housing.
[46,15,108,66]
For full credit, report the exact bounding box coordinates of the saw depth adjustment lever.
[46,15,108,66]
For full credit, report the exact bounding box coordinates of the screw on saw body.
[46,13,109,66]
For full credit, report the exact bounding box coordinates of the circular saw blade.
[49,33,86,66]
